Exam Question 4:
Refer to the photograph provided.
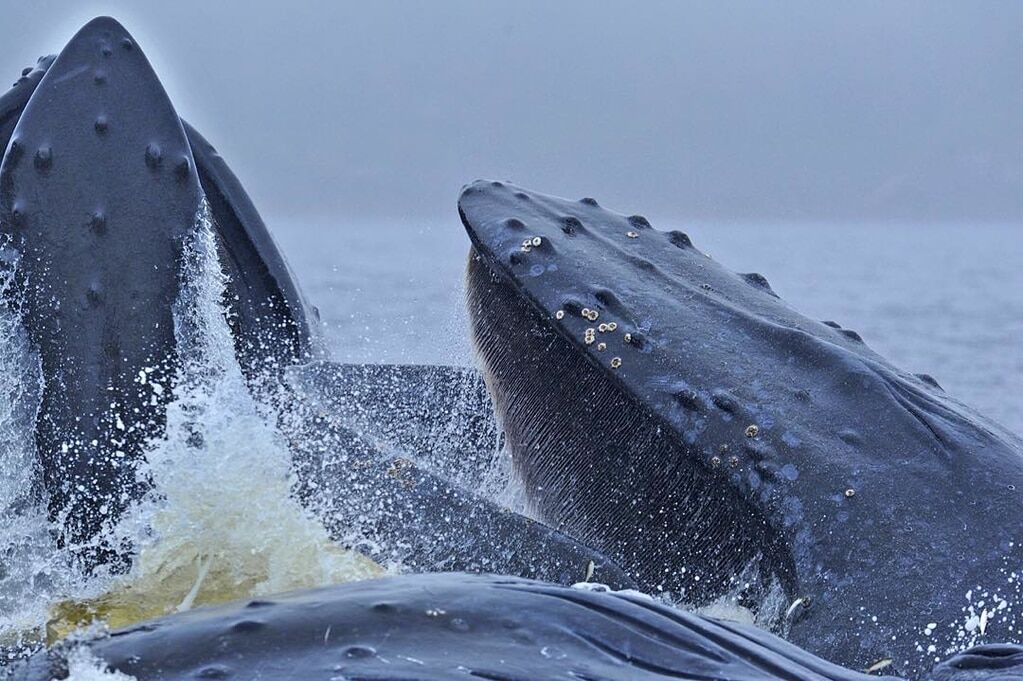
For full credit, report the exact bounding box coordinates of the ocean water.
[274,219,1023,436]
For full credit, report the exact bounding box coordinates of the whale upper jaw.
[459,179,1023,677]
[0,17,316,569]
[0,16,203,566]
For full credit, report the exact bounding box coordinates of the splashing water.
[59,645,135,681]
[1,203,381,649]
[0,237,79,649]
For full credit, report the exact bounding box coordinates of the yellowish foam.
[41,205,386,643]
[47,543,381,643]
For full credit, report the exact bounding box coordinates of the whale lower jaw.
[466,246,794,616]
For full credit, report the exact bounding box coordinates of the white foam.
[0,238,79,645]
[63,646,136,681]
[2,203,380,644]
[73,202,380,626]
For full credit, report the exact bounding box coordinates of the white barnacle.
[555,310,565,320]
[598,323,608,333]
[626,231,639,238]
[581,307,591,317]
[597,342,607,351]
[531,236,543,247]
[610,357,622,369]
[844,488,856,498]
[607,322,618,331]
[624,333,632,343]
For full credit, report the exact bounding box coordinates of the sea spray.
[1,203,380,645]
[0,237,80,650]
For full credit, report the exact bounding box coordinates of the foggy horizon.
[1,1,1020,228]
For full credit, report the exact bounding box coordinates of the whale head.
[460,179,1023,676]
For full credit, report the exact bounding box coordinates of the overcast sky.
[1,1,1020,226]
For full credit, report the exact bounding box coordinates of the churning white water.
[0,203,380,651]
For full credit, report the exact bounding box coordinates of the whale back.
[15,574,904,681]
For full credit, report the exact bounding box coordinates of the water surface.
[274,219,1023,434]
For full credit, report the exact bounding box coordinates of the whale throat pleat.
[467,248,792,609]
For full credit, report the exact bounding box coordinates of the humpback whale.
[460,180,1023,676]
[0,18,316,570]
[0,18,204,566]
[0,18,632,591]
[285,361,633,587]
[3,14,1023,681]
[12,573,905,681]
[0,56,52,149]
[16,575,1023,681]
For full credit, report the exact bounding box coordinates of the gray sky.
[1,1,1020,226]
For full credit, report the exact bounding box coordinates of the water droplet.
[540,646,568,660]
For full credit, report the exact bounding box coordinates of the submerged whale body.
[285,361,633,587]
[459,180,1023,676]
[13,573,904,681]
[14,575,1023,680]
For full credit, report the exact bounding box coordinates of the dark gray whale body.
[0,18,204,565]
[459,180,1023,676]
[0,18,315,566]
[14,575,1023,681]
[285,361,633,588]
[13,573,903,681]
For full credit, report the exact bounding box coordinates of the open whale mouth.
[460,180,796,620]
